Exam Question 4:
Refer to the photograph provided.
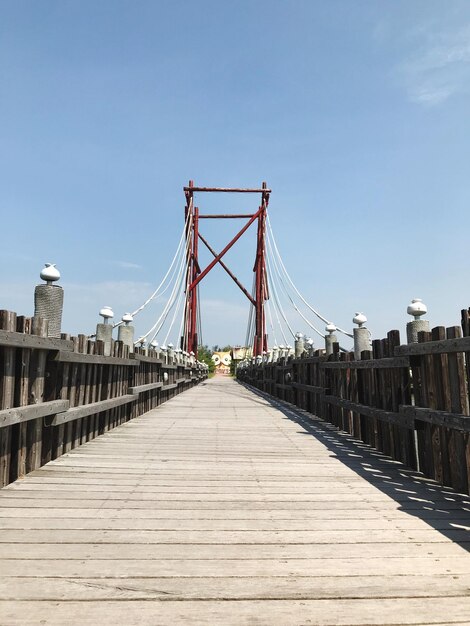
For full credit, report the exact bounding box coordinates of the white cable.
[265,297,279,347]
[244,275,256,350]
[266,234,325,339]
[265,250,295,341]
[115,209,192,329]
[266,215,353,338]
[147,242,189,344]
[135,219,192,344]
[175,291,186,349]
[164,276,186,346]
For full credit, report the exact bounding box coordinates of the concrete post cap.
[100,306,114,320]
[353,312,367,327]
[407,298,427,320]
[40,263,60,284]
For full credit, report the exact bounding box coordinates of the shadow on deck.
[241,382,470,551]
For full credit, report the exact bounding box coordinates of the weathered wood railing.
[0,309,207,487]
[238,308,470,495]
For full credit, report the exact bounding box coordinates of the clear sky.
[1,0,470,349]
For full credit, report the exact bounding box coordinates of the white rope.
[175,290,186,349]
[135,218,192,344]
[147,243,189,344]
[244,275,256,350]
[265,296,279,347]
[266,215,353,339]
[265,249,295,342]
[115,209,192,329]
[164,276,186,346]
[266,234,325,339]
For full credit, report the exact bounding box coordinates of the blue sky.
[1,0,470,349]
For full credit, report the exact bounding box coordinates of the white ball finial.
[122,313,133,325]
[353,312,367,327]
[325,323,337,334]
[150,340,158,349]
[40,263,60,285]
[100,306,114,324]
[407,298,427,320]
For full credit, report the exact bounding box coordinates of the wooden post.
[26,316,48,473]
[0,310,17,486]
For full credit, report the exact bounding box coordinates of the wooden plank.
[1,574,470,601]
[291,382,325,394]
[445,326,469,493]
[428,326,450,485]
[461,308,470,491]
[400,405,470,432]
[0,311,17,487]
[321,356,410,370]
[51,395,136,425]
[11,316,32,479]
[130,354,164,364]
[1,598,469,625]
[69,337,81,448]
[25,317,48,473]
[395,335,470,356]
[54,351,137,366]
[0,330,73,351]
[0,400,69,429]
[324,396,414,428]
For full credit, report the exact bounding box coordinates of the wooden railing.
[237,308,470,495]
[0,309,207,487]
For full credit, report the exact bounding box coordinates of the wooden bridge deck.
[0,376,469,625]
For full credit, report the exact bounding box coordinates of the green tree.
[197,345,216,374]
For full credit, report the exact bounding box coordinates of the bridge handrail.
[238,307,470,495]
[0,309,207,488]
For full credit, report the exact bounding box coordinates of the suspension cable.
[115,209,192,329]
[244,275,256,350]
[266,234,325,339]
[135,219,192,344]
[265,250,295,342]
[164,277,186,346]
[266,215,353,338]
[265,297,279,347]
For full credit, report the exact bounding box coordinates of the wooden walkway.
[0,376,469,625]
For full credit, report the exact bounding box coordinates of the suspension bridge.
[107,181,352,359]
[0,183,469,625]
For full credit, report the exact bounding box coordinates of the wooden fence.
[0,309,207,487]
[237,308,470,495]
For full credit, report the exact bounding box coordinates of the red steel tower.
[182,181,270,358]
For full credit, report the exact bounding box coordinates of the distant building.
[212,351,232,374]
[231,346,248,361]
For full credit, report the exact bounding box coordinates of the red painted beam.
[198,233,256,306]
[188,207,263,292]
[198,214,255,219]
[183,187,271,193]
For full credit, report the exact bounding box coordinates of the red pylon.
[182,182,270,358]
